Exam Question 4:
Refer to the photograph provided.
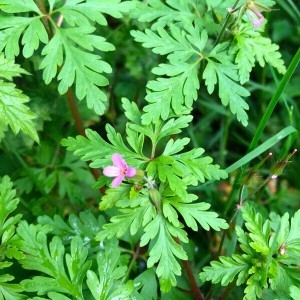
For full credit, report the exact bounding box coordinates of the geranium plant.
[0,0,299,299]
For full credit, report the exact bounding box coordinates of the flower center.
[120,167,128,176]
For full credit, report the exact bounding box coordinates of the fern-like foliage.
[230,23,286,84]
[63,98,228,292]
[17,222,91,299]
[130,0,285,126]
[0,0,135,115]
[200,203,300,300]
[86,243,135,299]
[17,221,135,299]
[0,53,39,142]
[0,176,25,299]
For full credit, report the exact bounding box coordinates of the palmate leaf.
[17,222,91,299]
[131,23,204,124]
[140,215,188,293]
[0,0,135,116]
[231,23,286,84]
[86,243,135,300]
[143,62,200,124]
[0,54,39,142]
[40,25,114,115]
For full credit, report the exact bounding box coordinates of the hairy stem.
[174,238,204,300]
[214,0,241,46]
[181,259,204,300]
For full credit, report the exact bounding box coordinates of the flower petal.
[112,153,126,168]
[125,166,137,178]
[103,166,120,177]
[247,3,264,28]
[112,175,124,187]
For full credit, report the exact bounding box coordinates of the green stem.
[219,111,231,166]
[249,47,300,151]
[214,0,241,46]
[35,0,52,36]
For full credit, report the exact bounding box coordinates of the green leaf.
[86,243,135,299]
[61,128,114,166]
[203,47,250,126]
[0,176,25,299]
[241,203,271,255]
[131,23,206,124]
[231,23,286,84]
[0,0,41,14]
[134,269,158,300]
[59,0,136,27]
[40,25,113,115]
[0,54,39,142]
[163,138,190,156]
[96,199,155,241]
[38,210,106,245]
[0,53,29,80]
[0,15,47,59]
[290,285,300,300]
[122,97,142,124]
[269,261,300,294]
[174,148,228,182]
[200,254,251,286]
[148,156,188,198]
[171,201,228,231]
[142,61,200,124]
[132,0,199,29]
[141,215,188,292]
[99,185,132,210]
[158,115,193,140]
[270,209,300,266]
[131,25,195,59]
[18,222,91,298]
[0,280,25,300]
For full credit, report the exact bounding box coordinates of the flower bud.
[149,188,161,210]
[270,149,297,177]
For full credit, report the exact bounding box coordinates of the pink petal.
[125,166,136,178]
[252,16,264,28]
[248,5,264,28]
[103,166,120,177]
[112,153,126,168]
[111,175,124,187]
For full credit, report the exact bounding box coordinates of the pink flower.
[246,2,265,28]
[103,153,136,187]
